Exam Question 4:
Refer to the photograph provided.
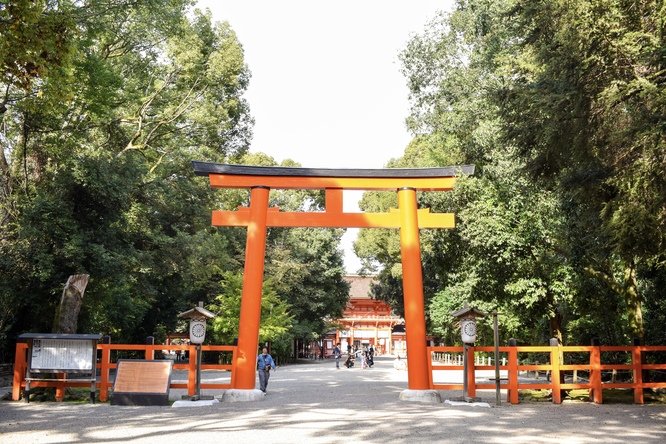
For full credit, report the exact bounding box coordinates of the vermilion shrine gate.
[193,161,474,401]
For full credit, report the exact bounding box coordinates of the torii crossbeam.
[193,161,474,401]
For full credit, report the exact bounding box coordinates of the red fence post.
[12,342,28,401]
[188,344,197,396]
[467,345,476,398]
[53,372,66,402]
[99,336,111,402]
[589,338,602,403]
[427,346,434,389]
[507,339,519,404]
[632,338,644,404]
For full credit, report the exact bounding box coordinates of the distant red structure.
[322,275,411,356]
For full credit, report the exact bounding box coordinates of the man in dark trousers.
[333,342,342,369]
[256,347,276,393]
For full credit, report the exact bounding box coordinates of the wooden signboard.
[111,359,173,406]
[18,333,101,404]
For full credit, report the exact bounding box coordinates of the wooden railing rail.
[427,344,666,404]
[13,342,666,404]
[13,342,236,402]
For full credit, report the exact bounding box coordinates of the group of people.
[334,343,375,369]
[257,344,405,394]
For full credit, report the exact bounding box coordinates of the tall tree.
[355,0,580,345]
[0,2,254,358]
[496,0,666,341]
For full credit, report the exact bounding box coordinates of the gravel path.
[1,356,665,443]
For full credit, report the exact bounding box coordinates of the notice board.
[111,359,173,406]
[19,333,101,374]
[30,338,95,371]
[18,333,102,404]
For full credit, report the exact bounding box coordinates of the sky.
[194,1,455,273]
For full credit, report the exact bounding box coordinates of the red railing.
[13,342,666,403]
[12,343,236,402]
[427,344,666,404]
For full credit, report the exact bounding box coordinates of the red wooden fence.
[12,342,666,404]
[12,342,235,402]
[427,344,666,404]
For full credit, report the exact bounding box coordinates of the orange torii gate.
[193,161,474,402]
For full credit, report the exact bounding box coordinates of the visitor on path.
[257,347,276,393]
[393,355,406,370]
[345,353,354,368]
[361,351,367,369]
[334,342,341,369]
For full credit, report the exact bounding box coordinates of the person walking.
[257,347,276,393]
[333,342,341,369]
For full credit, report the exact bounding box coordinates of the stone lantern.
[451,302,487,402]
[178,302,216,400]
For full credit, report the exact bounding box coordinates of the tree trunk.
[584,257,644,343]
[548,310,563,345]
[52,274,90,334]
[622,258,644,343]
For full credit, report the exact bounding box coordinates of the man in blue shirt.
[333,343,341,369]
[256,347,276,393]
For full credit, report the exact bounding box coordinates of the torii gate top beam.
[192,161,475,191]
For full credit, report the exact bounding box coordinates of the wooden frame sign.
[30,337,95,371]
[18,333,101,404]
[111,359,173,406]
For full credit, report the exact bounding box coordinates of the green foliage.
[0,1,258,359]
[493,0,666,341]
[379,0,666,347]
[266,226,350,341]
[207,271,293,346]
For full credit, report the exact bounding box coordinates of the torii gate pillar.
[398,188,430,391]
[235,186,270,390]
[193,162,474,403]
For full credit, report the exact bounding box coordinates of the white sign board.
[30,338,95,371]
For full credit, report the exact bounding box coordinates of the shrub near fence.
[428,344,666,404]
[12,342,236,402]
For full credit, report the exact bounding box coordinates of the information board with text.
[30,338,95,371]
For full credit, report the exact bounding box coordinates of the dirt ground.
[1,356,665,443]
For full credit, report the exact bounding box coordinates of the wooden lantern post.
[178,302,216,401]
[451,302,487,402]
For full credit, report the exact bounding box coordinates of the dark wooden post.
[146,336,155,360]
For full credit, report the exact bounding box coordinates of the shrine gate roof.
[193,161,475,179]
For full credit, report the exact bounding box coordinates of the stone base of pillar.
[221,389,265,402]
[399,389,442,403]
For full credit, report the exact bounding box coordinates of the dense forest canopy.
[0,1,348,362]
[1,0,664,363]
[356,0,666,347]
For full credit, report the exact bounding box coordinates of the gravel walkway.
[1,356,665,443]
